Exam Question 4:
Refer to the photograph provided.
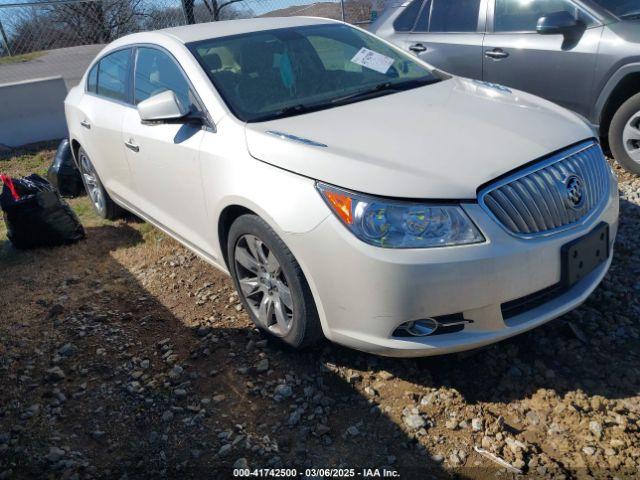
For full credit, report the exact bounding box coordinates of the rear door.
[77,48,136,201]
[122,46,211,252]
[483,0,603,117]
[394,0,487,79]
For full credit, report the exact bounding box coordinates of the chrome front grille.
[479,141,610,237]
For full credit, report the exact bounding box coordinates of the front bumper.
[284,171,619,357]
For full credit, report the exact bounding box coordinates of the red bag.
[0,174,20,201]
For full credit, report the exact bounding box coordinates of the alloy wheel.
[622,110,640,164]
[234,234,294,337]
[79,153,105,213]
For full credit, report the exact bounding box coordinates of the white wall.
[0,76,67,147]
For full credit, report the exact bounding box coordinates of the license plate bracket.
[561,222,609,288]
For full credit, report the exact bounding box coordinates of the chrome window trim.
[478,140,611,239]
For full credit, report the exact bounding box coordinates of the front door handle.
[485,48,509,59]
[80,120,91,129]
[124,140,139,153]
[409,43,427,53]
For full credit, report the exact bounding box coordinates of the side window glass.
[96,49,131,102]
[135,47,192,110]
[429,0,481,32]
[393,0,424,31]
[87,64,98,93]
[414,0,432,31]
[494,0,593,32]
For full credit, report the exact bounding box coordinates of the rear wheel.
[609,92,640,175]
[77,147,122,220]
[227,214,323,349]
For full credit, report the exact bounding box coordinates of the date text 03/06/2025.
[232,468,401,478]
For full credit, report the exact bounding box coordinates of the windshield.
[591,0,640,18]
[188,23,440,122]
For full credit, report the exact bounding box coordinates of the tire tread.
[227,214,323,349]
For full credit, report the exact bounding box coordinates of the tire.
[227,214,323,349]
[77,147,122,220]
[609,92,640,175]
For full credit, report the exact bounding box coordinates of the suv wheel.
[77,147,123,220]
[609,92,640,175]
[227,214,323,349]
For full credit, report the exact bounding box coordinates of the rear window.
[87,64,98,93]
[429,0,481,32]
[96,49,131,102]
[393,0,424,31]
[415,0,481,32]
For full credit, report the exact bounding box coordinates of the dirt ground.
[0,145,639,480]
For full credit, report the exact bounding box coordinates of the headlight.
[316,182,484,248]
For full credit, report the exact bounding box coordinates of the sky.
[0,0,326,9]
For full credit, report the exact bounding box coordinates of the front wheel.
[227,214,323,349]
[609,92,640,175]
[77,147,122,220]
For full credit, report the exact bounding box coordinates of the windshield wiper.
[250,103,325,122]
[330,77,440,105]
[248,77,441,122]
[620,11,640,19]
[277,104,313,115]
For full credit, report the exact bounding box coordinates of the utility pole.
[0,17,11,57]
[340,0,345,22]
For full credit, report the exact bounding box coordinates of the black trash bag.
[0,173,85,249]
[47,138,84,198]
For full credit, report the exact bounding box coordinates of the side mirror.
[137,90,188,123]
[536,11,580,35]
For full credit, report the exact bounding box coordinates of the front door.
[483,0,602,118]
[122,46,210,252]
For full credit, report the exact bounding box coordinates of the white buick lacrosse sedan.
[65,17,619,357]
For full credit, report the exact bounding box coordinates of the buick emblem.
[564,175,585,210]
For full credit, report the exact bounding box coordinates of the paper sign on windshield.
[350,47,394,74]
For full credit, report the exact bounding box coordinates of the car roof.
[157,16,338,44]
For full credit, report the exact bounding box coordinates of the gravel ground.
[0,149,638,479]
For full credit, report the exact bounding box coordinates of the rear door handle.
[80,120,91,129]
[485,49,509,59]
[409,43,427,53]
[124,140,139,153]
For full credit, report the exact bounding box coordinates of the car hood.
[245,77,593,199]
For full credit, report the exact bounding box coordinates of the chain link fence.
[0,0,388,58]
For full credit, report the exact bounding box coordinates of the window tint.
[189,24,438,122]
[393,0,423,31]
[96,49,131,102]
[87,64,98,93]
[429,0,481,32]
[414,0,432,31]
[134,47,192,109]
[592,0,640,18]
[494,0,594,32]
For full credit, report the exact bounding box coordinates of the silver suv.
[371,0,640,174]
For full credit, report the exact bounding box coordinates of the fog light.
[397,318,439,337]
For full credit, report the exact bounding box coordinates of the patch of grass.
[0,145,104,242]
[0,51,45,65]
[0,145,157,251]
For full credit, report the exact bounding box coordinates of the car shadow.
[328,197,640,406]
[0,223,453,479]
